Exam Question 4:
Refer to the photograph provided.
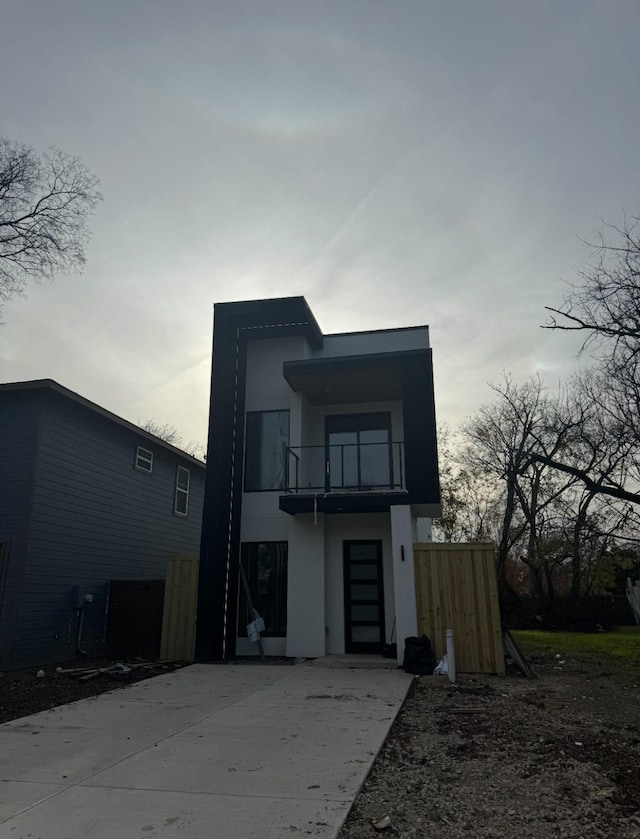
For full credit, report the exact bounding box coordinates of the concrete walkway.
[0,662,412,838]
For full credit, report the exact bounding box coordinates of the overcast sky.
[1,1,639,449]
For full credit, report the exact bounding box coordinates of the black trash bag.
[402,635,436,675]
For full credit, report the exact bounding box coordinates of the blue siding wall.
[2,389,205,670]
[0,392,42,669]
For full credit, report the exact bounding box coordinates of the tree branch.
[524,453,640,505]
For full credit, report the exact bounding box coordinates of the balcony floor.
[279,490,409,516]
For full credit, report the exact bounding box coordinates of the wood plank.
[474,548,493,672]
[414,543,495,551]
[413,543,503,675]
[460,549,480,672]
[454,550,472,671]
[414,548,426,633]
[444,549,457,663]
[160,555,199,661]
[430,548,445,660]
[452,549,473,672]
[503,629,535,677]
[425,549,437,652]
[440,549,456,665]
[484,548,505,674]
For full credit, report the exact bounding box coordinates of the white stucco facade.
[233,330,433,663]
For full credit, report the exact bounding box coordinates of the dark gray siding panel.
[0,392,41,669]
[8,391,205,669]
[0,392,39,534]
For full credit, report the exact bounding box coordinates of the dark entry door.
[343,540,385,653]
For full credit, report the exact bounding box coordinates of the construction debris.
[434,706,498,715]
[372,815,392,831]
[503,629,537,678]
[3,660,187,725]
[54,660,182,682]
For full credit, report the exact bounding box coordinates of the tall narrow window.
[135,446,153,473]
[244,410,290,491]
[174,466,190,515]
[238,542,288,637]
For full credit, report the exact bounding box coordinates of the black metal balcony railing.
[284,442,405,494]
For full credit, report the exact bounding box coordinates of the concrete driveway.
[0,662,412,838]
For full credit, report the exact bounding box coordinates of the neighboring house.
[196,297,441,663]
[0,380,205,671]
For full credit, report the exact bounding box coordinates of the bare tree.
[554,370,634,595]
[433,424,469,542]
[462,375,549,587]
[541,215,640,504]
[440,466,504,544]
[462,368,639,607]
[142,419,206,461]
[432,424,505,543]
[512,460,576,604]
[0,138,102,314]
[182,441,206,461]
[142,420,184,447]
[544,214,640,351]
[462,374,594,604]
[524,376,640,505]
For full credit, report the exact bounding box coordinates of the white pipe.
[446,628,456,683]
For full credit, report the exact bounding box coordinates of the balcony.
[279,441,407,515]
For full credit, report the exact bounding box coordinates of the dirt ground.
[340,656,640,839]
[0,661,184,724]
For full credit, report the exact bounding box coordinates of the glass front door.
[343,540,385,654]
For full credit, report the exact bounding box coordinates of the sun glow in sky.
[2,1,639,448]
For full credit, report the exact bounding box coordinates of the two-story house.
[0,380,205,670]
[196,297,440,663]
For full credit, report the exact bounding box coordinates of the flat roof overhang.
[279,492,411,516]
[279,493,442,516]
[283,349,428,405]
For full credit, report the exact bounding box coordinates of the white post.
[446,628,456,683]
[390,505,418,665]
[286,513,326,658]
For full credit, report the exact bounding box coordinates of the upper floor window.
[326,412,392,490]
[244,410,290,491]
[174,466,190,516]
[135,446,153,473]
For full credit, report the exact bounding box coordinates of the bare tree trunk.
[545,565,555,604]
[571,506,585,600]
[524,472,542,607]
[533,566,545,607]
[497,478,516,583]
[571,493,594,600]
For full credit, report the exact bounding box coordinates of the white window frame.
[174,466,190,516]
[135,446,153,473]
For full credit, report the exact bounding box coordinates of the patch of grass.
[512,626,640,681]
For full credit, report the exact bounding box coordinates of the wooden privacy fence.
[414,543,504,674]
[160,554,199,661]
